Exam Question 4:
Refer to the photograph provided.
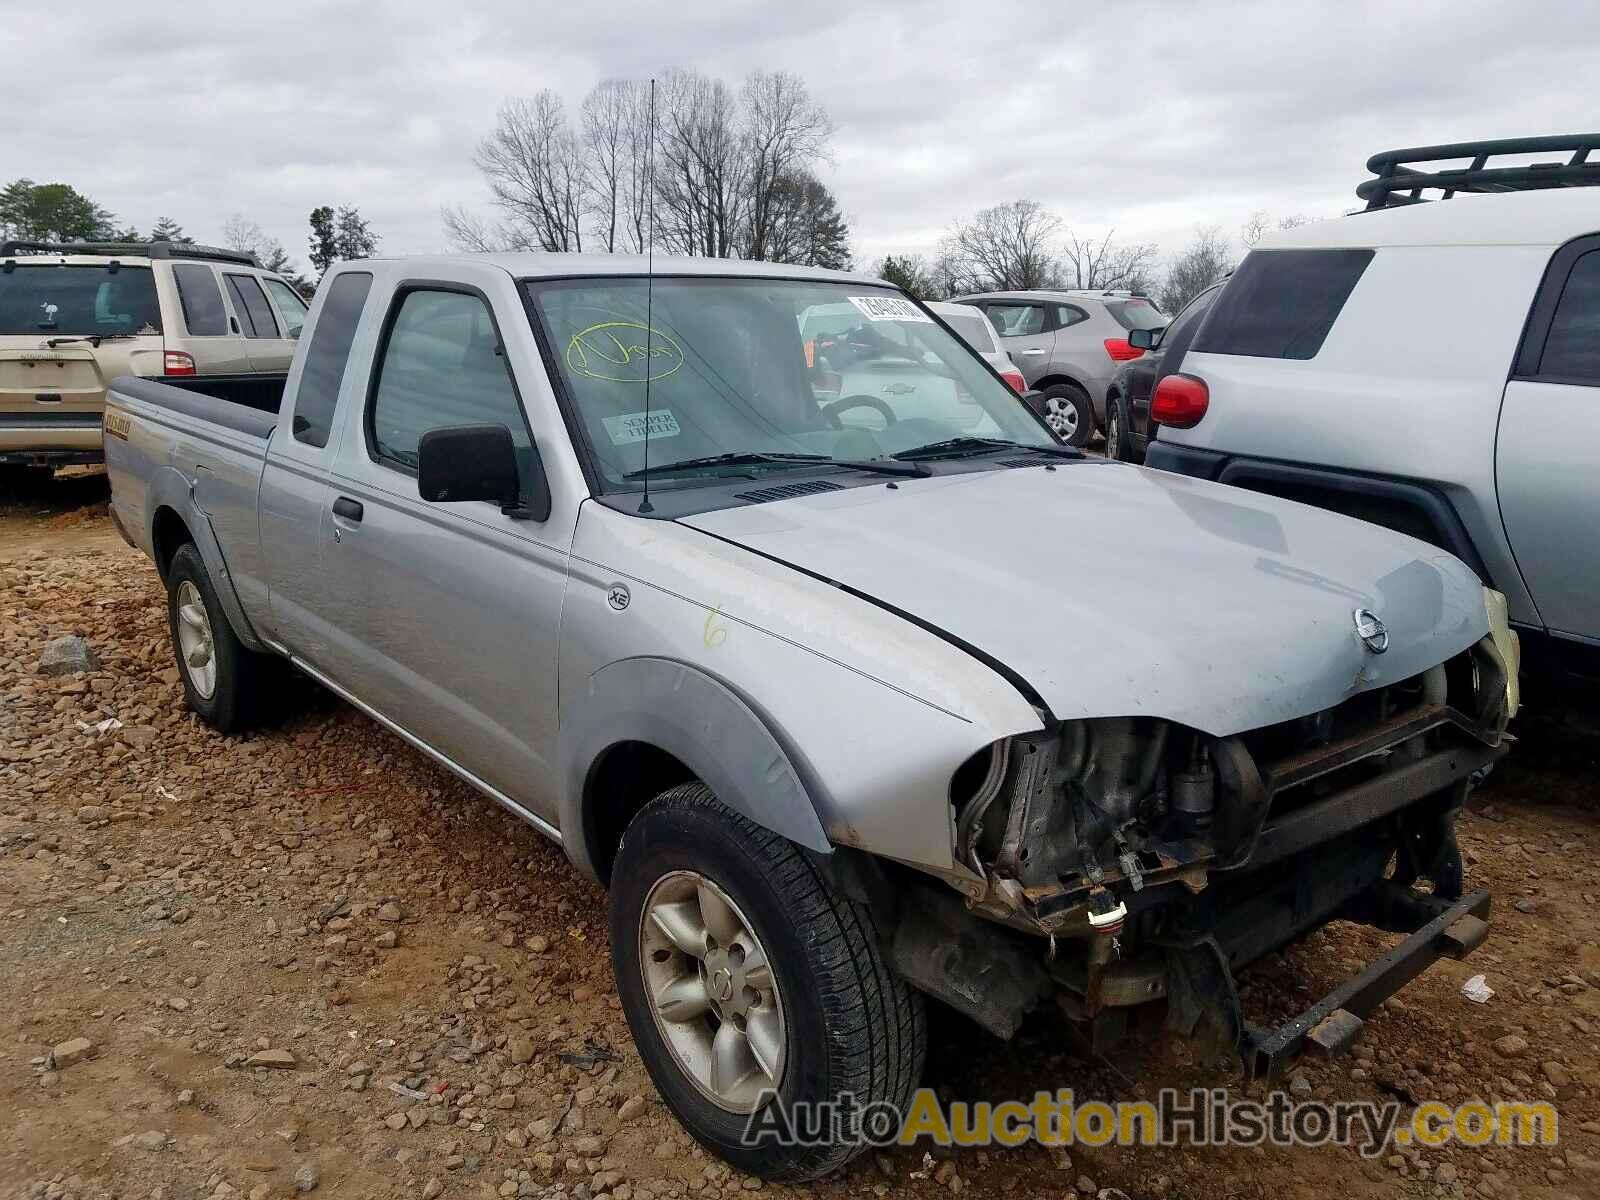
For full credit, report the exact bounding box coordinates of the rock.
[377,901,403,922]
[39,635,99,676]
[617,1095,648,1122]
[385,1113,409,1131]
[527,935,550,954]
[244,1048,297,1069]
[407,1107,428,1129]
[375,930,398,950]
[133,1130,168,1151]
[1491,1034,1528,1059]
[76,805,107,823]
[1076,1176,1097,1195]
[1097,1190,1131,1200]
[294,1164,320,1193]
[1541,1061,1571,1088]
[1436,1164,1458,1185]
[1513,897,1539,914]
[422,1180,444,1200]
[168,997,191,1012]
[50,1037,95,1068]
[509,1036,536,1065]
[120,725,159,750]
[1288,1072,1313,1098]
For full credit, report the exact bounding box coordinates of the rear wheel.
[610,783,926,1181]
[1105,393,1130,460]
[1040,384,1093,447]
[165,542,274,733]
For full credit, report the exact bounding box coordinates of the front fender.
[144,466,268,653]
[558,656,832,880]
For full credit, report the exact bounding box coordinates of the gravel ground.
[2,472,1597,1200]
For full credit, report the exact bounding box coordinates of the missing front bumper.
[1241,887,1491,1080]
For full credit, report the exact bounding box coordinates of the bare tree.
[738,71,832,261]
[441,204,536,253]
[944,199,1062,291]
[221,214,311,292]
[1241,210,1314,247]
[654,70,746,258]
[475,93,586,252]
[1160,225,1234,314]
[1059,230,1160,292]
[581,79,650,253]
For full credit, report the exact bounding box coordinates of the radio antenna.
[638,77,658,515]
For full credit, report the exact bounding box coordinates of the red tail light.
[1000,368,1027,394]
[1103,337,1143,362]
[163,350,196,376]
[1150,374,1209,428]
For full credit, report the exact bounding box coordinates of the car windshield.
[1104,298,1166,331]
[526,276,1054,491]
[0,264,162,336]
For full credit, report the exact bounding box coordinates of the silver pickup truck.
[105,254,1518,1179]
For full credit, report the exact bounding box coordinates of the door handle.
[332,496,364,522]
[1020,348,1046,356]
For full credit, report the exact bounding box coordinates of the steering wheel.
[822,394,897,430]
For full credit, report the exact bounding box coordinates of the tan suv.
[0,240,309,473]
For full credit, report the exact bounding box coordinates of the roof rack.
[1358,134,1600,210]
[1061,288,1152,299]
[0,239,262,267]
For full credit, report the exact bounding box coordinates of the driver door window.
[367,288,532,489]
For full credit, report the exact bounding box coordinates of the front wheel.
[610,783,926,1181]
[1039,384,1093,447]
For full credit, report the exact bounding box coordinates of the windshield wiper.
[625,451,927,480]
[42,333,137,348]
[892,436,1082,462]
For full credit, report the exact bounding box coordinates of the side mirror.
[1127,326,1159,350]
[417,423,550,521]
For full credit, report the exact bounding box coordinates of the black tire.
[1039,384,1094,447]
[610,783,927,1181]
[1104,392,1130,461]
[165,542,272,733]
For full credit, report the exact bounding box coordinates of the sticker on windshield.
[847,295,934,323]
[602,410,681,445]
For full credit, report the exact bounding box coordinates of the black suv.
[1103,279,1226,462]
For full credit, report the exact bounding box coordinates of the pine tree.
[334,206,378,261]
[149,216,192,243]
[308,207,338,274]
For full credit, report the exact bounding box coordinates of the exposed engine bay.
[893,635,1515,1075]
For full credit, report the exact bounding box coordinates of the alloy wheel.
[639,870,787,1113]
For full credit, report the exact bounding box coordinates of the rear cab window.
[172,264,229,336]
[0,263,162,336]
[1193,248,1374,360]
[291,271,372,447]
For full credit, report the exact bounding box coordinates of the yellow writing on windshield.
[566,321,684,383]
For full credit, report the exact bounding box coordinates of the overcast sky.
[8,0,1597,275]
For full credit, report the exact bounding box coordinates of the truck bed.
[112,373,286,438]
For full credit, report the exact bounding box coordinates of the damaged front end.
[925,632,1513,1075]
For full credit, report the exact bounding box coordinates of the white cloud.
[7,0,1596,274]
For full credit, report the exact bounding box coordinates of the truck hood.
[678,462,1489,736]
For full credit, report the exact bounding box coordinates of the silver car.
[104,254,1515,1181]
[951,289,1166,445]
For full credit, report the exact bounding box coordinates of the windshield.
[1105,298,1166,331]
[0,264,162,336]
[527,277,1054,491]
